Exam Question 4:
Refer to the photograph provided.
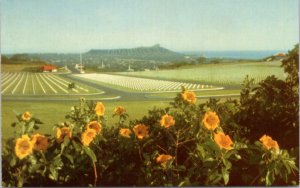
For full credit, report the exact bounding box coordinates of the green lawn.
[117,61,285,86]
[1,72,103,96]
[2,96,239,140]
[1,100,170,140]
[145,89,241,99]
[1,63,43,72]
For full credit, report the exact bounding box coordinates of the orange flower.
[114,106,126,116]
[214,132,233,150]
[15,135,33,159]
[160,114,175,128]
[95,102,105,116]
[56,127,72,143]
[260,135,279,150]
[202,111,220,130]
[86,121,102,134]
[31,134,49,152]
[81,129,97,146]
[181,90,197,104]
[133,124,149,140]
[21,111,31,121]
[156,154,173,165]
[119,128,132,138]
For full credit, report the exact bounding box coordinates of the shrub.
[238,44,299,149]
[2,89,298,186]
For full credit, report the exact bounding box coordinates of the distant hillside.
[1,54,47,65]
[86,44,186,61]
[1,54,48,72]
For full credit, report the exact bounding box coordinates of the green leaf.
[53,157,63,169]
[265,171,274,186]
[178,178,190,187]
[33,124,40,130]
[222,158,232,170]
[10,157,16,167]
[11,122,17,127]
[196,145,206,159]
[222,167,229,185]
[63,154,74,164]
[26,121,35,133]
[72,140,81,151]
[29,164,41,173]
[83,146,97,162]
[224,149,237,159]
[49,165,58,181]
[21,123,26,135]
[234,154,242,160]
[204,140,221,153]
[34,118,43,124]
[60,137,70,154]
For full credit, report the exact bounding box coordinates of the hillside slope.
[86,44,186,61]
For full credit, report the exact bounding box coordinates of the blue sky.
[1,0,299,53]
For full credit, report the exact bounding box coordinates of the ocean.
[182,50,286,60]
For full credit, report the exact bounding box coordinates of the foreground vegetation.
[2,45,298,186]
[1,100,171,140]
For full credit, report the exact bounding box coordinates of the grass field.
[2,100,170,140]
[1,63,44,72]
[118,61,285,85]
[145,89,241,99]
[2,96,236,140]
[1,72,102,95]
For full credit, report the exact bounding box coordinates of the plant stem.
[175,130,180,180]
[156,144,168,153]
[138,143,143,162]
[40,151,47,163]
[178,126,191,137]
[175,131,179,167]
[177,138,196,146]
[93,161,98,186]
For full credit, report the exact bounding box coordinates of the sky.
[1,0,299,53]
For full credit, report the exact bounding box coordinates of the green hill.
[86,44,186,61]
[1,54,48,72]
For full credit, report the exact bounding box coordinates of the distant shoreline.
[180,50,287,60]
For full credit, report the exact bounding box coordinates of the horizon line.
[1,49,290,55]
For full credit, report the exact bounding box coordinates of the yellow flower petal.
[259,134,279,150]
[56,127,72,143]
[156,154,173,166]
[119,128,132,138]
[114,106,126,116]
[133,124,149,140]
[95,102,105,116]
[21,111,31,121]
[81,129,97,146]
[160,114,175,128]
[15,135,33,159]
[214,132,233,150]
[202,111,220,130]
[181,90,197,104]
[86,121,102,134]
[31,134,49,152]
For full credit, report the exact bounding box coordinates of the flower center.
[20,141,30,151]
[87,132,94,137]
[206,115,217,125]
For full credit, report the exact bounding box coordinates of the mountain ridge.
[86,44,186,61]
